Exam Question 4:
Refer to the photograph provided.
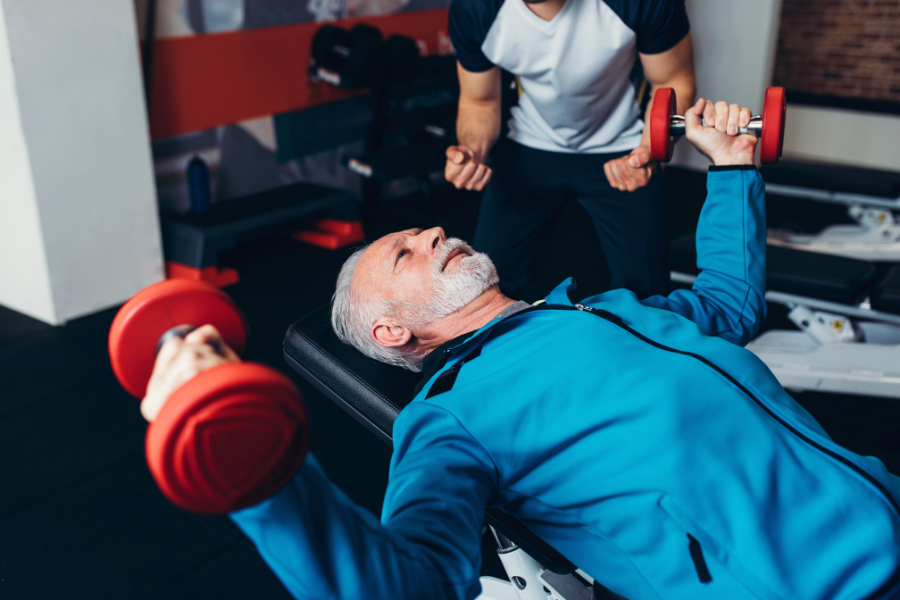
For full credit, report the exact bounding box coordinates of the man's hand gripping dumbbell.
[141,325,239,422]
[108,280,310,515]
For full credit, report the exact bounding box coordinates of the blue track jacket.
[233,166,900,599]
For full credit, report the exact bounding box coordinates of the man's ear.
[372,318,413,348]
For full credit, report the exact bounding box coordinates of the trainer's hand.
[141,325,240,422]
[685,98,756,166]
[603,145,657,192]
[445,145,492,191]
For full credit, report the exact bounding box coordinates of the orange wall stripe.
[148,9,451,140]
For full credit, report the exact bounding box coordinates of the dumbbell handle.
[669,114,763,137]
[155,325,226,357]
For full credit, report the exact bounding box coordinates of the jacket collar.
[419,330,479,384]
[417,278,579,389]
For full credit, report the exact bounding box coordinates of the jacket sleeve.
[229,402,497,600]
[640,165,766,346]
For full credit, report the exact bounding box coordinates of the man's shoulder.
[600,0,690,54]
[448,0,505,71]
[599,0,680,27]
[449,0,504,27]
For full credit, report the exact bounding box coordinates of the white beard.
[391,238,499,327]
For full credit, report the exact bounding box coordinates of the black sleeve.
[635,0,690,55]
[448,0,498,73]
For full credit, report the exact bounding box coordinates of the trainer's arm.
[445,65,502,191]
[640,100,766,346]
[638,33,696,154]
[230,403,495,600]
[457,64,501,163]
[604,33,696,192]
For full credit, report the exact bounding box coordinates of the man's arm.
[231,403,496,600]
[445,64,501,191]
[144,329,495,600]
[641,166,766,346]
[604,33,696,192]
[639,99,766,346]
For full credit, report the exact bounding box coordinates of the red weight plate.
[650,87,677,163]
[109,279,247,398]
[760,87,786,165]
[146,362,309,514]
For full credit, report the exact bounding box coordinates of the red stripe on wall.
[148,9,451,140]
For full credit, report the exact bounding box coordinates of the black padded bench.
[669,233,881,306]
[283,305,575,574]
[870,267,900,315]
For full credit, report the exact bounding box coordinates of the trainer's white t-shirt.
[449,0,690,154]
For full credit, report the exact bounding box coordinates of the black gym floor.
[2,168,899,599]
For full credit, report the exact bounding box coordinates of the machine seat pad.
[282,305,576,574]
[669,233,878,304]
[870,266,900,315]
[760,160,900,199]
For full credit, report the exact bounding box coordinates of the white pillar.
[0,0,163,325]
[780,106,900,173]
[671,0,784,171]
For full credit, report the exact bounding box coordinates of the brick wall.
[773,0,900,105]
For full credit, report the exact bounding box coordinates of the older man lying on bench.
[144,99,900,600]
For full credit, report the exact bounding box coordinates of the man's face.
[352,227,498,328]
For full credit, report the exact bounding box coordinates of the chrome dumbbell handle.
[669,114,763,137]
[155,324,198,356]
[155,324,226,357]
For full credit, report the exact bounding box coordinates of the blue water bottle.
[187,155,212,215]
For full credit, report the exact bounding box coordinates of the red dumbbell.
[109,279,310,514]
[649,86,786,164]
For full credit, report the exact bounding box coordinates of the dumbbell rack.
[352,55,461,218]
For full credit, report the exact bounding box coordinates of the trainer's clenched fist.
[445,145,492,191]
[603,145,657,192]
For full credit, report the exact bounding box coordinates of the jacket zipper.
[564,303,900,515]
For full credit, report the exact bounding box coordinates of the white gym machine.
[766,169,900,262]
[672,271,900,399]
[477,526,625,600]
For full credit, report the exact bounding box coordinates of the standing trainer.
[445,0,696,298]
